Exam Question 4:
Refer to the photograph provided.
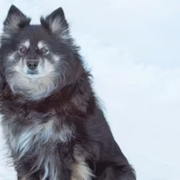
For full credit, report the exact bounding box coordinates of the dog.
[0,5,136,180]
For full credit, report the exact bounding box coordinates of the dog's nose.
[27,60,39,70]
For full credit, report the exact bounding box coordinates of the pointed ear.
[3,5,31,33]
[40,7,70,38]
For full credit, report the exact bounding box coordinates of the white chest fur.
[6,118,73,159]
[2,117,73,180]
[2,116,94,180]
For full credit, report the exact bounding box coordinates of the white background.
[0,0,180,179]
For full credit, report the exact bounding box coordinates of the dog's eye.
[40,47,48,54]
[19,46,27,55]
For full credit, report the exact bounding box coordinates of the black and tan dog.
[0,5,136,180]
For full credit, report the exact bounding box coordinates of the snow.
[0,0,180,179]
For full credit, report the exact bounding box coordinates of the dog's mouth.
[27,70,38,75]
[25,71,46,80]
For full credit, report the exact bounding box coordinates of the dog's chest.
[2,113,74,179]
[2,113,73,157]
[2,113,94,180]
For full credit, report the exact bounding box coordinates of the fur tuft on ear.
[40,7,70,39]
[3,5,31,33]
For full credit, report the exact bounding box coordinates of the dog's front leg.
[97,165,136,180]
[16,164,39,180]
[17,174,39,180]
[70,150,94,180]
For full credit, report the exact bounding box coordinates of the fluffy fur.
[0,5,136,180]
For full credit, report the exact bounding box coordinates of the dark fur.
[0,5,136,180]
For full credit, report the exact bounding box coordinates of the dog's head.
[0,5,83,100]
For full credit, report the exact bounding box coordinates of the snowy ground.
[0,0,180,180]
